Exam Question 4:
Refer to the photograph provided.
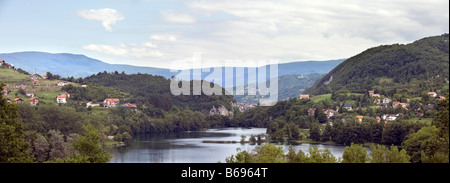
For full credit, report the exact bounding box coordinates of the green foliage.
[0,82,34,163]
[402,97,449,164]
[369,144,410,163]
[225,143,286,163]
[57,125,111,163]
[84,72,236,114]
[226,144,338,163]
[342,143,369,163]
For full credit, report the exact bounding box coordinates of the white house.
[382,114,397,121]
[428,92,437,98]
[57,81,68,87]
[383,98,391,104]
[56,95,67,103]
[343,103,353,110]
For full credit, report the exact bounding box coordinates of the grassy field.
[0,67,29,83]
[403,117,433,125]
[311,94,332,102]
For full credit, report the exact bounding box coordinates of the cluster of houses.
[2,89,39,106]
[307,107,338,119]
[238,103,256,112]
[0,60,13,68]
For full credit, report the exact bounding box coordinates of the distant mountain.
[305,33,450,95]
[0,51,344,80]
[0,51,175,78]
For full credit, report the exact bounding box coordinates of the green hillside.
[83,72,236,114]
[305,34,449,95]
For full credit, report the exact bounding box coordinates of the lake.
[108,127,366,163]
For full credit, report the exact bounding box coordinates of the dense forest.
[306,34,449,95]
[83,71,236,113]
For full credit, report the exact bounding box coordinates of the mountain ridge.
[0,51,344,79]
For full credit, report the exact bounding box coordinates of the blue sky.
[0,0,448,69]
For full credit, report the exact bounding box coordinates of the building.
[0,60,4,66]
[428,92,437,97]
[56,95,67,103]
[32,79,39,85]
[325,109,336,118]
[356,115,364,123]
[30,74,39,80]
[42,74,48,79]
[299,94,310,99]
[29,97,39,106]
[371,94,380,98]
[343,103,353,110]
[439,96,446,100]
[103,98,120,108]
[368,90,374,96]
[382,114,398,121]
[60,92,71,98]
[308,108,316,116]
[18,82,27,90]
[57,81,68,86]
[2,89,7,96]
[383,98,391,104]
[122,103,137,111]
[26,91,35,97]
[14,98,24,103]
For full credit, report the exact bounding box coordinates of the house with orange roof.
[368,90,374,96]
[299,94,310,99]
[29,97,39,106]
[439,96,446,100]
[371,94,380,98]
[103,98,120,108]
[122,103,137,111]
[61,92,71,98]
[56,95,67,103]
[2,89,7,96]
[428,92,437,97]
[356,115,364,123]
[0,60,4,66]
[14,98,24,103]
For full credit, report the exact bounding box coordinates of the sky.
[0,0,448,69]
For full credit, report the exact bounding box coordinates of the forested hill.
[305,33,449,95]
[84,72,236,114]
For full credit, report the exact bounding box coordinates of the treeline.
[225,143,410,163]
[62,84,127,103]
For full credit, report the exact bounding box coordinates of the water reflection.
[108,128,368,163]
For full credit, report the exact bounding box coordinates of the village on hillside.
[296,87,447,127]
[1,59,137,111]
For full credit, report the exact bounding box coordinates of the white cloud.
[76,8,124,32]
[142,42,158,48]
[79,0,448,69]
[150,34,177,41]
[161,10,196,23]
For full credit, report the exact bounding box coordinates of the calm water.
[108,127,366,163]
